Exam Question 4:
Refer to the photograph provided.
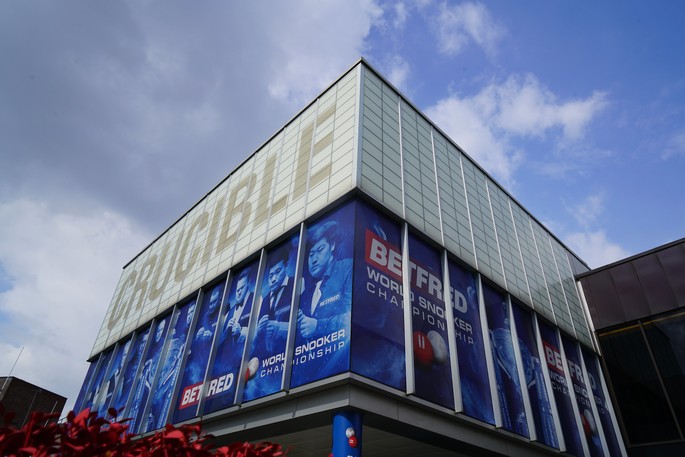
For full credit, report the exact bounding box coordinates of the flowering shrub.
[0,406,285,457]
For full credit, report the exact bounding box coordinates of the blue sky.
[1,0,683,414]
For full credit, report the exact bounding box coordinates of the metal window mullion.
[638,320,684,440]
[197,273,233,415]
[576,281,602,354]
[97,342,119,415]
[508,201,535,308]
[324,83,339,205]
[548,238,578,340]
[121,325,155,422]
[105,341,126,417]
[262,123,287,244]
[533,314,566,452]
[397,99,407,220]
[282,223,307,391]
[442,251,462,412]
[557,328,590,457]
[563,252,594,341]
[81,352,105,411]
[402,222,415,395]
[163,289,202,425]
[507,296,536,441]
[297,101,320,221]
[529,219,557,324]
[139,308,177,434]
[484,181,508,287]
[352,64,363,189]
[429,127,446,247]
[578,346,611,457]
[226,154,258,267]
[478,275,501,428]
[592,352,629,457]
[234,249,268,406]
[458,156,479,270]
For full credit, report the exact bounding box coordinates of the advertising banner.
[408,233,453,408]
[145,300,196,432]
[82,349,113,414]
[448,261,494,424]
[582,347,624,457]
[351,202,405,391]
[203,261,259,413]
[291,202,354,388]
[483,285,529,437]
[96,337,132,419]
[563,336,604,457]
[73,361,97,413]
[512,304,558,448]
[538,321,583,456]
[112,326,150,421]
[242,235,300,402]
[172,281,225,423]
[128,314,170,434]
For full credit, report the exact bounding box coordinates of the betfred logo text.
[179,382,203,409]
[206,373,234,398]
[365,229,444,301]
[543,341,565,374]
[366,230,402,280]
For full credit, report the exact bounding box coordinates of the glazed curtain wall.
[358,66,593,348]
[74,199,623,456]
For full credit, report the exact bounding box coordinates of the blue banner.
[73,361,97,413]
[96,337,132,419]
[291,201,354,388]
[112,326,150,421]
[82,349,113,414]
[563,336,604,457]
[448,261,495,425]
[172,281,224,423]
[128,314,170,434]
[538,321,583,456]
[483,285,529,437]
[145,300,196,432]
[242,234,300,402]
[582,347,624,457]
[351,202,405,391]
[408,233,453,408]
[204,261,259,413]
[512,304,558,448]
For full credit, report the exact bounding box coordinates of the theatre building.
[74,59,627,457]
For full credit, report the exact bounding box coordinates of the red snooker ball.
[413,331,434,367]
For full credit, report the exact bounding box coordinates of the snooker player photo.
[290,201,354,388]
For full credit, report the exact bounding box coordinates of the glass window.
[642,310,685,438]
[599,325,679,444]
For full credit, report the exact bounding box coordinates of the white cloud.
[564,230,631,269]
[434,1,504,56]
[393,2,409,29]
[425,74,608,184]
[663,129,685,159]
[426,95,523,184]
[494,75,608,139]
[568,193,604,228]
[384,54,411,91]
[0,199,149,414]
[265,0,383,106]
